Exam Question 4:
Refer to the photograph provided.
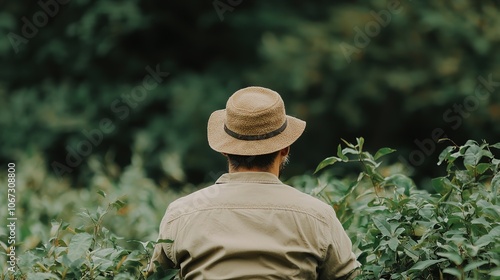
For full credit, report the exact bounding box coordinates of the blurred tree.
[1,0,499,189]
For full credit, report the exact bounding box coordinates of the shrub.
[314,138,500,279]
[3,139,499,279]
[1,192,178,280]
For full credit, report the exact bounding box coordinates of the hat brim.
[207,109,306,156]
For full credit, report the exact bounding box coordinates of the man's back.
[149,87,360,279]
[153,172,359,279]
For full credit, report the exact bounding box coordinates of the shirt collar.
[215,172,283,185]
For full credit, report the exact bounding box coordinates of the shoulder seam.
[166,205,330,225]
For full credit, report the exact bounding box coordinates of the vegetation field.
[1,139,499,279]
[1,1,500,279]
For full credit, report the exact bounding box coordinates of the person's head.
[207,86,306,174]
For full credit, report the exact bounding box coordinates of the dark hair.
[226,151,280,170]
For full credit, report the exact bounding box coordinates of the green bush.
[313,138,500,279]
[2,2,500,186]
[2,139,499,279]
[0,150,187,279]
[1,192,178,280]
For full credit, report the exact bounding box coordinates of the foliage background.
[1,0,500,278]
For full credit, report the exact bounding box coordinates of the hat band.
[224,120,288,141]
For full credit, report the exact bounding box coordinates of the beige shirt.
[150,172,360,279]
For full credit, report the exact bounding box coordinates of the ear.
[280,146,290,157]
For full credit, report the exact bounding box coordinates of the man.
[149,86,360,279]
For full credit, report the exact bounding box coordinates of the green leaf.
[129,239,156,250]
[475,233,494,247]
[464,140,479,147]
[464,145,493,166]
[341,138,356,149]
[75,225,86,233]
[437,146,456,166]
[148,267,179,280]
[471,216,490,227]
[97,190,107,198]
[464,260,489,272]
[337,144,349,161]
[60,221,70,230]
[27,273,59,280]
[361,155,380,167]
[408,259,445,272]
[490,142,500,150]
[314,156,342,173]
[92,255,115,271]
[356,137,364,151]
[432,176,452,195]
[482,149,494,159]
[112,199,126,210]
[463,145,482,166]
[372,216,392,237]
[374,147,396,160]
[17,251,40,270]
[384,174,414,196]
[67,232,93,262]
[490,268,500,276]
[96,206,106,217]
[443,268,462,278]
[342,147,359,155]
[388,237,399,251]
[436,251,463,265]
[431,177,459,195]
[476,163,490,174]
[491,173,500,202]
[402,240,420,262]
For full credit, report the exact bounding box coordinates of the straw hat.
[207,86,306,156]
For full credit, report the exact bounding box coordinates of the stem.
[92,204,112,249]
[438,138,460,148]
[359,158,381,200]
[36,262,49,272]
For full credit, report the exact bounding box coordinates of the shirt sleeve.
[147,208,177,276]
[317,209,361,280]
